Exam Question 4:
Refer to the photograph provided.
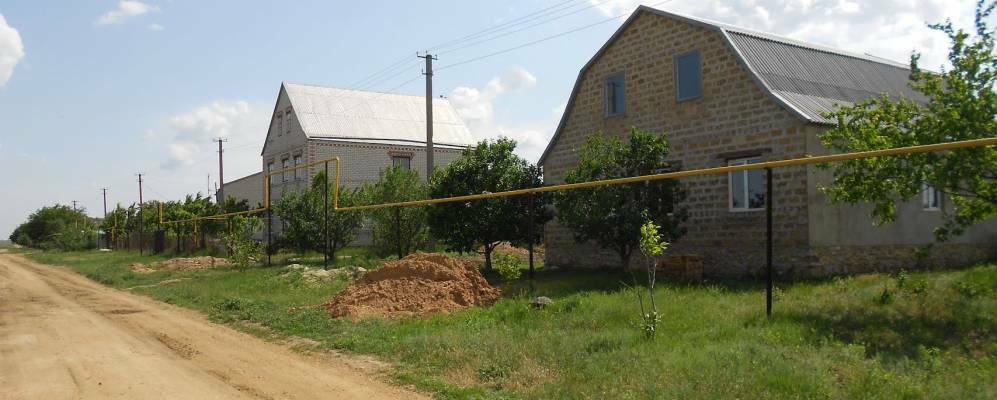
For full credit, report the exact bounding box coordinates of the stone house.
[222,82,474,242]
[539,6,996,277]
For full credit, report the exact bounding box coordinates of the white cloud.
[0,14,25,88]
[147,23,164,31]
[591,0,980,69]
[451,67,559,162]
[158,100,265,169]
[94,1,159,26]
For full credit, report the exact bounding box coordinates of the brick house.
[222,82,474,242]
[539,6,996,277]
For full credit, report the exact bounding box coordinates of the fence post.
[766,167,773,317]
[395,206,402,259]
[324,161,330,270]
[267,177,272,267]
[528,192,535,280]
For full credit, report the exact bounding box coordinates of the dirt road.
[0,253,427,400]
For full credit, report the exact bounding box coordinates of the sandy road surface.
[0,253,427,400]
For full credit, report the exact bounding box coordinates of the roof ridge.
[282,81,434,100]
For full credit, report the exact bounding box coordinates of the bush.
[222,216,264,268]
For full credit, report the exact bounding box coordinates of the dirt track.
[0,253,427,400]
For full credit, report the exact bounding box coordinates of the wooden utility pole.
[102,188,108,249]
[214,138,227,212]
[418,52,437,181]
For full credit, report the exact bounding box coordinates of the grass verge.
[20,249,996,399]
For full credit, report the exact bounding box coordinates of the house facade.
[222,82,474,242]
[539,6,996,277]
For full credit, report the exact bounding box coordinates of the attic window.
[285,108,293,134]
[604,73,625,116]
[675,51,702,101]
[276,112,283,137]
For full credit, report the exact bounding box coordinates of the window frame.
[727,156,765,212]
[267,161,276,185]
[675,50,703,102]
[285,108,293,134]
[922,183,941,211]
[603,72,626,117]
[392,155,412,170]
[281,157,290,182]
[293,154,303,180]
[276,112,283,137]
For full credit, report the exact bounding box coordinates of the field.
[22,249,997,399]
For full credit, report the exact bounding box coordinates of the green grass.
[21,249,996,399]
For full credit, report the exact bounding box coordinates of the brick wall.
[541,11,814,277]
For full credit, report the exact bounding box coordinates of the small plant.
[954,280,989,298]
[222,216,264,269]
[878,283,895,305]
[492,252,523,281]
[633,219,669,339]
[896,269,909,290]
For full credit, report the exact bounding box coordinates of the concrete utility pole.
[101,189,108,218]
[418,52,437,181]
[136,173,144,256]
[71,200,77,212]
[214,138,227,212]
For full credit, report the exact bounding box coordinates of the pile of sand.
[130,256,231,274]
[327,253,501,319]
[282,264,367,286]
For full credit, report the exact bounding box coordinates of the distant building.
[222,82,474,242]
[539,6,996,277]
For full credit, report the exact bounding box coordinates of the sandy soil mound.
[327,253,501,319]
[130,257,231,274]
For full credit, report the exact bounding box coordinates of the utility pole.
[137,173,144,256]
[418,52,437,181]
[214,138,227,212]
[101,189,108,218]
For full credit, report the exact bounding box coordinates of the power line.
[428,0,584,51]
[437,0,673,72]
[349,55,421,89]
[436,0,620,56]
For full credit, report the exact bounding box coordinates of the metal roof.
[538,6,925,165]
[283,82,474,147]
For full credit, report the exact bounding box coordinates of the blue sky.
[0,0,983,238]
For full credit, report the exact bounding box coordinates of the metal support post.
[324,161,330,270]
[766,167,774,317]
[528,192,535,279]
[395,207,402,259]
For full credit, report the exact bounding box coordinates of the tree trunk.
[484,246,493,272]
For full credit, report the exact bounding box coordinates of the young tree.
[555,129,688,269]
[273,171,363,263]
[361,166,429,257]
[428,138,550,271]
[11,204,97,250]
[819,0,996,240]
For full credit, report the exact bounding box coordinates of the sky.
[0,0,986,238]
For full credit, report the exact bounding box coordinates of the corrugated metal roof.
[310,137,467,149]
[538,6,927,164]
[283,82,475,146]
[724,30,926,123]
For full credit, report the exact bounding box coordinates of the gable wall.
[542,12,814,276]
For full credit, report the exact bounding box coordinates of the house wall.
[803,126,997,275]
[220,172,264,209]
[541,11,813,277]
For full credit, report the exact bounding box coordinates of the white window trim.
[728,157,764,212]
[281,157,290,182]
[922,183,941,211]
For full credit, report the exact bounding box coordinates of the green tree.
[819,0,997,240]
[428,138,550,271]
[554,129,688,269]
[273,171,363,262]
[11,204,97,250]
[221,216,264,268]
[362,166,429,257]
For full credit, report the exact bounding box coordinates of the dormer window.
[604,73,625,116]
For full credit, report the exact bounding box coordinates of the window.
[276,113,283,137]
[293,155,302,180]
[267,162,276,185]
[728,157,764,211]
[604,73,625,116]
[922,183,941,210]
[281,158,290,182]
[676,51,702,101]
[392,156,411,170]
[285,108,293,134]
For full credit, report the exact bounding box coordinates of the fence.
[158,137,997,316]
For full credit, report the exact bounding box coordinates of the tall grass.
[22,249,996,399]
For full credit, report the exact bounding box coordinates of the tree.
[554,129,688,269]
[428,138,550,271]
[361,166,429,257]
[819,0,997,241]
[10,204,97,250]
[273,171,363,263]
[428,139,546,268]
